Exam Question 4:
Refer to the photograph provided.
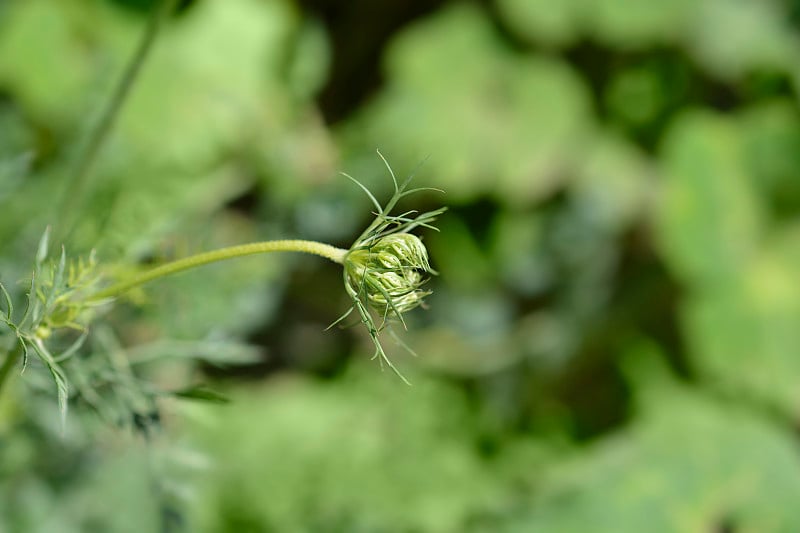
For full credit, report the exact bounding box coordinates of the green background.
[2,0,800,531]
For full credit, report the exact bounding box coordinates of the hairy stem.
[0,343,23,397]
[56,0,179,241]
[90,240,348,301]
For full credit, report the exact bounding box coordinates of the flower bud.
[344,233,434,316]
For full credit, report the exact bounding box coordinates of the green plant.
[0,156,444,420]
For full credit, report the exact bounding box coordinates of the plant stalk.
[90,240,348,301]
[56,0,180,241]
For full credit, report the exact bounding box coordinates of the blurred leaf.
[0,0,95,126]
[495,0,581,47]
[187,367,546,532]
[654,111,800,412]
[587,0,694,49]
[604,66,667,128]
[688,0,798,80]
[656,111,764,288]
[116,0,296,166]
[496,0,800,84]
[172,384,229,404]
[738,100,800,217]
[341,4,592,205]
[684,226,800,414]
[496,0,694,49]
[285,18,331,102]
[515,355,800,532]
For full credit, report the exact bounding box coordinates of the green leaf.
[496,0,694,49]
[340,4,591,205]
[0,282,13,323]
[656,111,764,288]
[585,0,694,48]
[31,338,69,429]
[515,369,800,531]
[688,0,797,80]
[35,226,50,267]
[172,384,229,404]
[116,0,296,166]
[187,368,535,532]
[0,0,95,124]
[495,0,581,47]
[42,246,66,318]
[684,228,800,414]
[738,100,800,216]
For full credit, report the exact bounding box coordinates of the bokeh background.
[2,0,800,531]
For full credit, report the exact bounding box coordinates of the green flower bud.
[334,150,446,383]
[344,233,434,317]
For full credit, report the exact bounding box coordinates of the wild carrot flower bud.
[330,150,446,383]
[344,233,434,317]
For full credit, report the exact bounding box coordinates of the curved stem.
[90,240,347,301]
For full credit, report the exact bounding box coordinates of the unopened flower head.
[330,150,446,383]
[344,233,434,316]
